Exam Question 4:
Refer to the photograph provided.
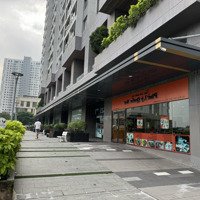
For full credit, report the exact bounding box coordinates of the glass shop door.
[112,111,126,143]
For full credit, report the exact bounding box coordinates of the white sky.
[0,0,46,86]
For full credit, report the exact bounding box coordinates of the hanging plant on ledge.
[90,0,160,54]
[90,25,108,54]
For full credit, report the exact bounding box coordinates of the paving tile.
[14,131,200,200]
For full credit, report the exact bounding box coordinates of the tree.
[90,26,108,54]
[17,112,34,125]
[0,112,11,120]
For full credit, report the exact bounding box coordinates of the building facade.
[0,57,41,114]
[16,96,41,115]
[38,0,200,169]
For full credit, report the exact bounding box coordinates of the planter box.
[67,132,89,142]
[0,171,15,200]
[53,130,63,138]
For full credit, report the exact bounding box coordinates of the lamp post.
[11,72,23,120]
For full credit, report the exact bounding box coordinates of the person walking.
[34,119,42,139]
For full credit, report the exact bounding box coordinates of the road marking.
[178,170,194,174]
[106,149,116,151]
[123,177,142,181]
[122,150,132,152]
[154,172,170,176]
[79,147,93,150]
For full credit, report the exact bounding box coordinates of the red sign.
[112,78,188,110]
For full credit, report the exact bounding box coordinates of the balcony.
[94,0,200,74]
[46,73,56,88]
[38,87,45,98]
[99,0,137,14]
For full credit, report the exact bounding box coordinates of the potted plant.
[67,120,89,142]
[0,120,25,200]
[43,124,54,137]
[53,123,67,138]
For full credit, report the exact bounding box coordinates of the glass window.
[126,99,189,135]
[169,99,189,134]
[21,101,24,107]
[71,108,82,121]
[26,101,30,107]
[32,102,37,107]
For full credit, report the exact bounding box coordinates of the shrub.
[0,122,24,179]
[101,0,159,49]
[128,4,140,27]
[5,120,26,135]
[90,26,108,54]
[43,124,54,133]
[67,120,86,132]
[53,123,67,132]
[102,15,128,49]
[137,0,151,17]
[150,0,160,7]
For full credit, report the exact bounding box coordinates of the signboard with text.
[112,78,188,110]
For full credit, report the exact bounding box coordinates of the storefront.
[95,107,104,138]
[112,77,190,154]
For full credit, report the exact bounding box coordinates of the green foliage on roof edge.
[90,0,159,54]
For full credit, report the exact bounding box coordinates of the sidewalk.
[14,131,200,200]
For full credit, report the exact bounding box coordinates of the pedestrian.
[34,119,42,139]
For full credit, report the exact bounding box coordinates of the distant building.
[16,96,40,115]
[0,57,41,114]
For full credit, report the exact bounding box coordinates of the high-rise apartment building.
[0,57,41,114]
[38,0,200,169]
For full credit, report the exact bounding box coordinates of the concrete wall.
[103,98,112,142]
[189,70,200,170]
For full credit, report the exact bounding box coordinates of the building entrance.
[112,110,126,143]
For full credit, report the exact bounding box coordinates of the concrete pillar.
[46,91,50,104]
[103,98,112,142]
[70,60,84,84]
[53,106,62,124]
[189,70,200,169]
[56,78,62,96]
[50,87,53,100]
[63,70,71,91]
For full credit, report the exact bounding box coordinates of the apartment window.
[32,102,37,107]
[21,101,24,107]
[26,101,30,107]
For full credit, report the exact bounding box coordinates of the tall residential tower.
[0,57,41,114]
[38,0,200,169]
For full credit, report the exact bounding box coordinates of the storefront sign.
[112,78,188,110]
[137,117,143,129]
[160,115,169,129]
[126,133,134,144]
[175,135,190,153]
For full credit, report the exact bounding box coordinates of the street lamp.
[11,72,23,120]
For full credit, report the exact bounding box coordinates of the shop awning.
[37,37,200,116]
[86,37,200,98]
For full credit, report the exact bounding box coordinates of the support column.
[70,60,84,84]
[103,98,112,142]
[189,70,200,169]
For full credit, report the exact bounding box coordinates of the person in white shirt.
[34,119,42,139]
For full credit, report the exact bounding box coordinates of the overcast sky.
[0,0,46,86]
